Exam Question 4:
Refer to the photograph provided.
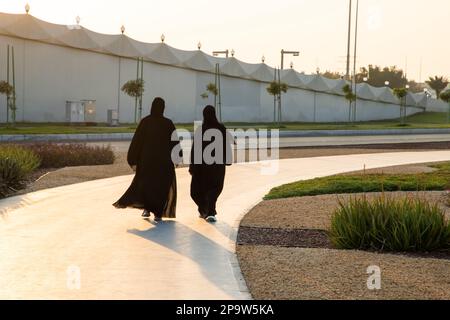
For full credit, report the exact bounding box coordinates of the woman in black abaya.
[113,97,180,221]
[189,105,233,222]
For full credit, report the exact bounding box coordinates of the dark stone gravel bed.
[237,226,450,260]
[237,226,332,248]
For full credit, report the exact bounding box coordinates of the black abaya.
[113,106,180,218]
[189,106,233,217]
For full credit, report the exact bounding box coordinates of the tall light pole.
[278,50,299,126]
[346,0,352,80]
[211,50,228,120]
[352,0,359,122]
[280,50,299,70]
[212,50,229,58]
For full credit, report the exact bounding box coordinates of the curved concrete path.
[1,151,450,300]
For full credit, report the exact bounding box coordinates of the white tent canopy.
[0,12,430,108]
[246,63,275,82]
[281,69,308,89]
[356,83,377,100]
[330,79,350,95]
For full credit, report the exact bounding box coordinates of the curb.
[277,128,450,137]
[1,128,449,142]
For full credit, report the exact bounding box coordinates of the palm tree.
[201,83,219,105]
[121,79,145,123]
[266,81,288,125]
[426,76,449,100]
[440,89,450,124]
[0,80,14,123]
[393,88,408,124]
[342,84,356,123]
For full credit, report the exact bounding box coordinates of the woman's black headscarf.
[150,97,165,117]
[203,105,220,129]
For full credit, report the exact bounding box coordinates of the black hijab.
[150,97,165,117]
[203,105,220,129]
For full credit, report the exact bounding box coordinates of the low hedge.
[24,143,115,168]
[0,143,116,198]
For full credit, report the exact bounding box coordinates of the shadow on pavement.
[127,220,235,296]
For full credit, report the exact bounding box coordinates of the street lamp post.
[280,50,299,70]
[212,50,229,58]
[279,50,299,125]
[346,0,352,80]
[211,49,229,120]
[403,84,410,122]
[352,0,359,123]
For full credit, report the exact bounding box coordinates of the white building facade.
[0,12,434,124]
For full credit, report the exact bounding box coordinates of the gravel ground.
[238,161,450,300]
[237,245,450,300]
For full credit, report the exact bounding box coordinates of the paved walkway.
[1,151,450,299]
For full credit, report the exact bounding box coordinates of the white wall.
[0,35,427,124]
[427,99,448,113]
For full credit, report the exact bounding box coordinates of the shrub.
[0,146,41,197]
[24,143,115,169]
[329,195,450,252]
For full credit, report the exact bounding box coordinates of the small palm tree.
[426,76,449,100]
[201,83,219,104]
[0,80,13,97]
[206,83,219,97]
[343,84,356,123]
[201,83,219,101]
[393,88,408,124]
[0,80,14,124]
[121,79,145,123]
[266,81,288,125]
[440,89,450,124]
[200,83,220,118]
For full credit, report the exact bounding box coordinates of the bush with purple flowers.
[24,143,115,169]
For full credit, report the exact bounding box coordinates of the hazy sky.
[1,0,448,81]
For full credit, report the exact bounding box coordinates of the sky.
[1,0,448,81]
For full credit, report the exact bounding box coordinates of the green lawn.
[226,112,450,131]
[264,162,450,200]
[0,112,448,135]
[0,123,193,135]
